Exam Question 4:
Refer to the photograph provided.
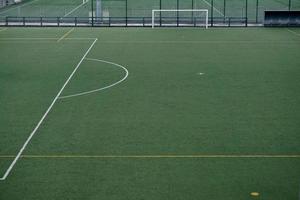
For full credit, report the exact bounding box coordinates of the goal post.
[152,9,209,29]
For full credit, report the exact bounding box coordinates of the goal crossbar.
[152,9,209,28]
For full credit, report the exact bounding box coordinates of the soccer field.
[0,27,300,199]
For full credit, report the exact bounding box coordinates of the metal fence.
[0,0,299,27]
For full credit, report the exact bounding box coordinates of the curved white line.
[59,58,129,99]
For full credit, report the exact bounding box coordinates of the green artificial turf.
[0,27,300,200]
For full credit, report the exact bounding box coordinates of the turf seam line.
[63,0,89,17]
[57,28,75,42]
[0,38,98,181]
[59,58,129,99]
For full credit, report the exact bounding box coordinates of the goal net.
[152,9,208,28]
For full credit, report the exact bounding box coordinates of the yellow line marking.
[0,155,300,159]
[287,28,300,37]
[98,40,300,44]
[0,28,8,32]
[57,28,75,42]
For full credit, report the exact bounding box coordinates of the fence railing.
[0,0,299,27]
[0,16,248,27]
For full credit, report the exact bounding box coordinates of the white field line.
[287,28,300,37]
[59,58,129,99]
[0,38,98,181]
[63,0,89,17]
[0,37,96,40]
[0,154,300,158]
[202,0,224,16]
[0,28,8,32]
[57,28,75,42]
[0,0,39,16]
[0,41,93,44]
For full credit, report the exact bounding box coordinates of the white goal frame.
[152,9,209,29]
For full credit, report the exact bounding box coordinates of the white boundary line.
[59,58,129,99]
[63,0,89,17]
[0,38,98,181]
[287,28,300,37]
[0,37,96,40]
[202,0,224,16]
[0,0,39,16]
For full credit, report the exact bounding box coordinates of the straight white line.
[0,0,39,16]
[0,37,96,40]
[63,0,89,17]
[0,38,98,181]
[57,28,75,42]
[287,28,300,37]
[202,0,224,16]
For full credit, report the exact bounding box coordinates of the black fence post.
[40,17,42,27]
[223,0,226,22]
[256,0,258,23]
[91,0,94,26]
[23,17,25,26]
[288,0,291,11]
[159,0,162,26]
[211,0,214,27]
[192,0,194,24]
[245,0,248,27]
[177,0,179,27]
[125,0,128,26]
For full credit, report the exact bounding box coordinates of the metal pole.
[256,0,258,23]
[192,0,194,24]
[211,0,213,27]
[160,0,162,26]
[223,0,226,22]
[177,0,179,27]
[288,0,291,11]
[91,0,94,26]
[125,0,128,26]
[245,0,248,27]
